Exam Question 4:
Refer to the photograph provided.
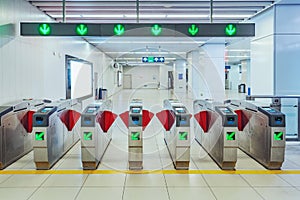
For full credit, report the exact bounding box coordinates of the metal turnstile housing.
[163,99,190,169]
[33,99,81,169]
[194,100,238,170]
[81,100,113,169]
[229,100,286,169]
[128,99,143,170]
[0,100,47,169]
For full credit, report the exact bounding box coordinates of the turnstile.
[163,99,190,169]
[0,99,48,169]
[81,100,115,169]
[194,100,238,170]
[32,99,81,169]
[228,100,286,169]
[128,99,143,170]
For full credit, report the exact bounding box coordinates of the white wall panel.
[275,5,300,34]
[0,0,114,105]
[250,35,274,95]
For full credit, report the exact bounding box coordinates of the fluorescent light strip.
[82,14,124,18]
[51,14,82,18]
[167,14,208,18]
[213,14,252,18]
[94,41,204,44]
[124,14,166,18]
[225,49,251,52]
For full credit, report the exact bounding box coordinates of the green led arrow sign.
[179,132,188,140]
[84,132,93,140]
[76,24,88,36]
[226,132,236,140]
[148,56,154,63]
[114,24,125,36]
[188,24,199,36]
[274,132,283,141]
[151,24,162,36]
[35,132,45,141]
[225,24,237,36]
[131,132,140,140]
[38,23,51,35]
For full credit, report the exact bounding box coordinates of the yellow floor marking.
[1,169,300,175]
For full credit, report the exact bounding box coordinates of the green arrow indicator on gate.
[226,132,236,140]
[84,132,93,140]
[274,132,283,141]
[76,24,88,36]
[131,132,140,140]
[114,24,125,36]
[179,132,188,140]
[151,24,162,36]
[188,24,199,36]
[38,24,51,35]
[35,132,45,141]
[225,24,237,36]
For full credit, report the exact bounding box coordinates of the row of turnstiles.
[0,98,286,170]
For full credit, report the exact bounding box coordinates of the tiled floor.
[1,89,300,200]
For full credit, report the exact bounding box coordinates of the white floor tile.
[168,187,215,200]
[165,174,208,187]
[0,174,12,184]
[126,174,166,187]
[241,174,291,187]
[0,187,37,200]
[254,187,300,200]
[42,174,87,187]
[211,187,263,200]
[0,174,49,187]
[123,187,169,200]
[29,187,80,200]
[203,174,249,187]
[278,174,300,186]
[84,174,126,187]
[76,187,123,200]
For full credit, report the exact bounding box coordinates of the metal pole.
[136,0,139,23]
[63,0,66,23]
[210,0,213,23]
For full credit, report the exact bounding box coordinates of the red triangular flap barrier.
[119,111,129,128]
[21,110,35,133]
[194,111,209,132]
[234,109,250,131]
[142,110,154,130]
[156,110,176,131]
[60,110,81,131]
[96,111,117,132]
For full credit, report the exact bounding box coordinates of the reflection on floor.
[1,89,300,200]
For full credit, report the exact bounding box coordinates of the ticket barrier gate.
[81,100,117,169]
[119,99,154,170]
[194,100,238,170]
[156,99,191,169]
[0,99,48,169]
[32,99,81,169]
[227,100,286,169]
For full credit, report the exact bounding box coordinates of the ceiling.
[27,0,278,64]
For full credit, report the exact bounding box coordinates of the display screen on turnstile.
[132,107,141,113]
[40,107,53,113]
[275,117,283,125]
[86,107,97,113]
[220,108,231,113]
[175,107,185,113]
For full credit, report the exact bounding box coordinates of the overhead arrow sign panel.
[142,56,165,63]
[21,23,255,37]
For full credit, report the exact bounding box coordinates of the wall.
[123,65,159,89]
[274,4,300,95]
[0,0,113,106]
[250,7,275,95]
[159,64,173,89]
